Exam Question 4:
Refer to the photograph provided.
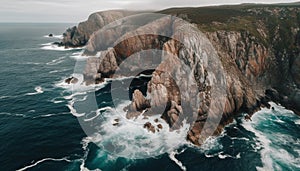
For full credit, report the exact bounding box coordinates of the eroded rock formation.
[58,10,137,48]
[62,4,300,145]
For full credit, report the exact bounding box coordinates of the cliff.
[160,4,300,116]
[57,10,137,48]
[63,3,300,145]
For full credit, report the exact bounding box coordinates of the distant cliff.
[58,10,136,48]
[62,3,300,145]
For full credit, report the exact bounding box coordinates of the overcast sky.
[0,0,298,22]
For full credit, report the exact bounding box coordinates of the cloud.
[0,0,299,22]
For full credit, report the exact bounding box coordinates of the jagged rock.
[132,90,150,111]
[144,122,155,133]
[65,77,78,84]
[60,10,136,48]
[112,118,120,126]
[245,115,252,121]
[126,90,151,119]
[157,124,163,129]
[64,5,300,145]
[291,55,300,88]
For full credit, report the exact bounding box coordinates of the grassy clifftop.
[159,3,300,47]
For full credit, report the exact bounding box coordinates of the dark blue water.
[0,23,299,171]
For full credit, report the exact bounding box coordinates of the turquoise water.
[0,23,299,171]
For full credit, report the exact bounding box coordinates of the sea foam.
[43,34,64,39]
[25,86,44,96]
[40,42,83,51]
[242,102,300,171]
[16,157,71,171]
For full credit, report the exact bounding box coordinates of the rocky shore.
[62,3,300,145]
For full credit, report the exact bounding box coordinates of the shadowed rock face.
[63,5,300,145]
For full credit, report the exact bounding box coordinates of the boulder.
[65,77,78,84]
[144,122,155,133]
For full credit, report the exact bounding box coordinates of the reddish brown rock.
[68,6,300,146]
[157,124,163,129]
[144,122,156,133]
[65,77,78,84]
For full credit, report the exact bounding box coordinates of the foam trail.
[0,48,40,53]
[16,157,71,171]
[70,51,103,61]
[49,96,65,104]
[41,42,83,51]
[79,137,94,171]
[24,62,42,65]
[295,119,300,125]
[32,112,70,119]
[46,56,66,65]
[0,112,27,118]
[0,96,10,99]
[169,150,187,171]
[67,100,85,117]
[43,34,63,39]
[63,91,87,100]
[26,86,44,96]
[218,152,241,159]
[49,69,70,74]
[84,107,113,122]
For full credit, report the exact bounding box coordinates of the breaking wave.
[40,42,83,51]
[241,102,300,171]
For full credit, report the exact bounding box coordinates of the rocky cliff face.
[63,4,300,145]
[161,4,300,115]
[58,10,136,48]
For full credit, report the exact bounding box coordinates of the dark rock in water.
[65,77,78,84]
[245,115,252,121]
[112,118,120,126]
[48,34,53,37]
[157,124,163,129]
[52,42,64,46]
[144,122,155,133]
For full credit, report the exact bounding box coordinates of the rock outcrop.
[62,4,300,145]
[58,10,136,48]
[65,76,78,84]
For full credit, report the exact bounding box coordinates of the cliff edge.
[62,3,300,145]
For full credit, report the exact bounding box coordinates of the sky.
[0,0,299,23]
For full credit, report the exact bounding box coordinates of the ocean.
[0,23,299,171]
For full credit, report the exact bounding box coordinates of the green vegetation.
[158,3,300,49]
